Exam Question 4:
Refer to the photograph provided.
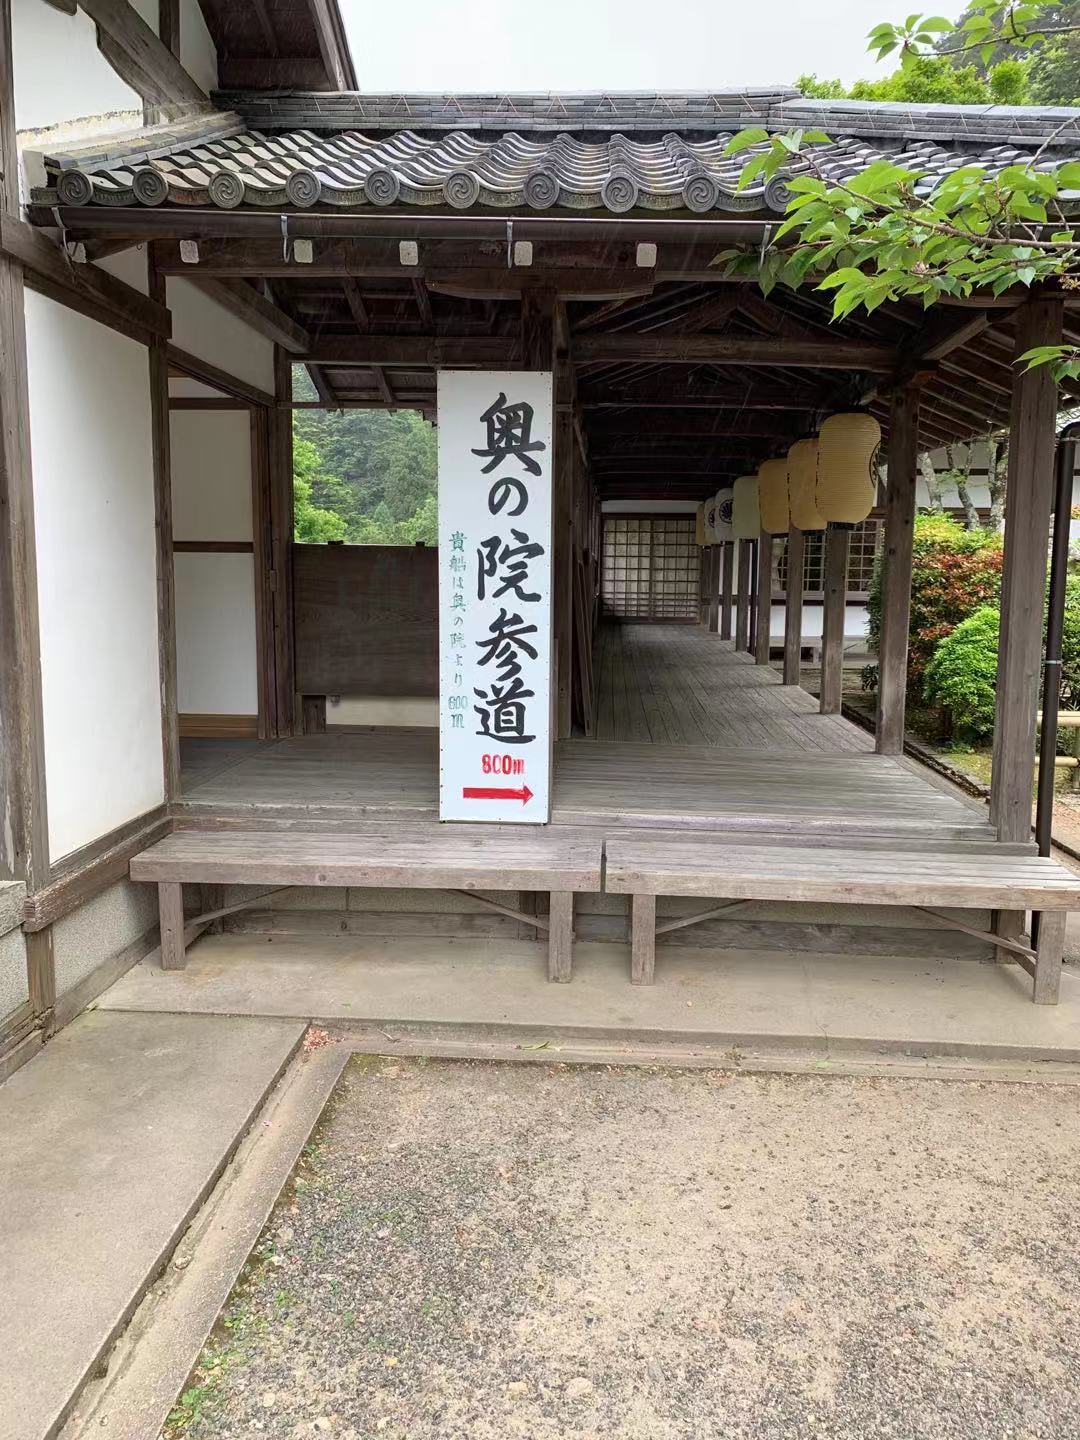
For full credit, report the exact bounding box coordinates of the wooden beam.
[1,214,170,345]
[342,278,370,332]
[426,270,656,301]
[148,254,180,799]
[307,364,337,407]
[158,0,179,55]
[875,385,920,755]
[190,277,310,353]
[991,297,1065,843]
[300,335,519,368]
[308,0,357,89]
[411,278,434,330]
[80,0,208,108]
[819,527,851,714]
[167,342,274,406]
[783,528,805,686]
[574,334,896,370]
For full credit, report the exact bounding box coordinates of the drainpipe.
[1032,420,1080,946]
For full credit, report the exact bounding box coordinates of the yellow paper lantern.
[731,474,760,540]
[695,502,707,547]
[713,486,734,544]
[787,438,825,532]
[757,458,789,535]
[816,413,881,527]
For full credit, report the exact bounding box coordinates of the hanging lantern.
[713,486,734,544]
[695,502,707,547]
[757,458,789,535]
[816,412,881,526]
[787,438,825,532]
[731,474,760,540]
[704,493,719,545]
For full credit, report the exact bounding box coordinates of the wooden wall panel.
[294,545,438,697]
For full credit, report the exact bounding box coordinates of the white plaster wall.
[171,411,253,542]
[12,0,141,134]
[175,553,259,714]
[167,279,276,394]
[180,0,218,93]
[94,245,149,296]
[25,292,164,861]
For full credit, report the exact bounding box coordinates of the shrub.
[867,514,1003,687]
[1058,574,1080,710]
[924,605,1000,742]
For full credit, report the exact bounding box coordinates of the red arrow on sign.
[462,785,534,804]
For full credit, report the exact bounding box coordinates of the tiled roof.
[36,92,1080,216]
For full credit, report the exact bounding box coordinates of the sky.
[341,0,967,94]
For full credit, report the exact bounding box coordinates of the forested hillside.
[292,369,437,544]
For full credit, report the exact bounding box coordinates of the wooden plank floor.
[593,624,872,752]
[174,626,991,839]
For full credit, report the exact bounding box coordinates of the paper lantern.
[695,502,707,547]
[704,494,719,545]
[731,474,760,540]
[757,458,789,535]
[787,438,825,532]
[713,486,734,544]
[816,412,881,527]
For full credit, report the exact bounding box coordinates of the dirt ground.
[169,1057,1080,1440]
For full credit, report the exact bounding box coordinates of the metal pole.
[1032,422,1080,944]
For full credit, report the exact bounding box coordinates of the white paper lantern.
[732,474,760,540]
[713,487,734,544]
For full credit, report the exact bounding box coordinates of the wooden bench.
[130,826,603,982]
[605,836,1080,1004]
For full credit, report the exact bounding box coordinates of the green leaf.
[724,128,769,156]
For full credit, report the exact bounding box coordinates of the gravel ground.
[169,1056,1080,1440]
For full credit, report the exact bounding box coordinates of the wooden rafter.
[192,277,310,353]
[80,0,208,108]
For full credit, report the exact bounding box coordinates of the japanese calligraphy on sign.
[437,371,554,823]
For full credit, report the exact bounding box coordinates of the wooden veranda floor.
[178,626,991,842]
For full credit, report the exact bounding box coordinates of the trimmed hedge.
[923,605,1000,742]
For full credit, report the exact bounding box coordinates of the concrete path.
[0,1010,305,1440]
[98,933,1080,1064]
[173,1055,1080,1440]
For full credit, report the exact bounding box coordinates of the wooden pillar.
[0,0,53,1026]
[720,541,734,640]
[754,530,774,665]
[748,540,759,654]
[707,547,721,633]
[819,526,851,714]
[875,384,920,755]
[268,346,297,736]
[991,296,1065,842]
[782,528,805,686]
[147,254,180,798]
[735,539,752,651]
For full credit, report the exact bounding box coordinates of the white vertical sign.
[437,370,554,823]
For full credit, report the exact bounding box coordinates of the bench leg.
[158,882,187,971]
[631,894,656,985]
[1033,910,1066,1005]
[547,892,574,983]
[992,908,1027,965]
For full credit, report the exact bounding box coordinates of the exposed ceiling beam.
[342,279,371,332]
[307,365,337,406]
[573,334,897,370]
[412,278,434,330]
[300,336,518,366]
[191,277,310,353]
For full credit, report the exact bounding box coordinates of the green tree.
[721,3,1080,378]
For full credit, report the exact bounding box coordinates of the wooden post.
[547,891,574,982]
[1033,909,1066,1005]
[630,893,656,985]
[158,881,187,970]
[754,530,774,665]
[748,539,759,655]
[876,385,920,754]
[819,526,851,714]
[735,539,752,651]
[720,541,734,641]
[147,254,181,799]
[707,547,721,633]
[782,528,805,686]
[991,296,1065,843]
[268,346,297,736]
